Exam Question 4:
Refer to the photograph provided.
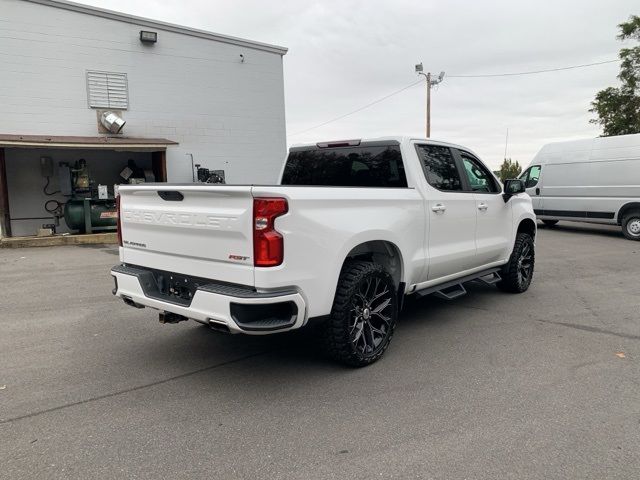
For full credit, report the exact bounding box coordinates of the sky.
[77,0,638,169]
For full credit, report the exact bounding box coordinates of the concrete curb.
[0,232,117,248]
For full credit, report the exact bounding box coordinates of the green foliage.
[498,158,522,182]
[590,15,640,136]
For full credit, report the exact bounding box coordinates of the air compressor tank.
[63,199,117,233]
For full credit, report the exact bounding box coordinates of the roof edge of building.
[0,133,179,150]
[24,0,289,56]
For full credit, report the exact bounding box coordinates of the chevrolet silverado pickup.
[111,137,536,366]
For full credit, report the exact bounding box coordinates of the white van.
[521,133,640,240]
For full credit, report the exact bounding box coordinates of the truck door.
[455,150,513,266]
[415,144,478,281]
[519,165,542,213]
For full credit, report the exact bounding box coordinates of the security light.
[140,30,158,43]
[431,71,446,86]
[415,63,423,73]
[101,111,126,134]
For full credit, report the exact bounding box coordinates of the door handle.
[431,203,446,213]
[535,187,540,195]
[477,203,488,211]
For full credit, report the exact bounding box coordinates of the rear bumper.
[111,264,307,334]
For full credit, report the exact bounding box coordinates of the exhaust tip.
[122,296,145,309]
[208,320,231,334]
[159,312,188,324]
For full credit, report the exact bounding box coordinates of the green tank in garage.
[64,199,117,233]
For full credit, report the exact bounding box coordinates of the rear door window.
[415,144,463,191]
[282,145,407,187]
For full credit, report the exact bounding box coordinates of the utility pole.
[415,64,445,138]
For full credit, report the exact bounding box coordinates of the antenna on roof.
[504,128,509,159]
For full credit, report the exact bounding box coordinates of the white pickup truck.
[112,137,536,366]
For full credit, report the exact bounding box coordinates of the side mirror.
[502,179,525,202]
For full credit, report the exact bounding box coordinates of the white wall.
[0,0,287,184]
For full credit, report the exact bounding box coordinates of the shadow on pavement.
[538,221,624,239]
[134,282,497,374]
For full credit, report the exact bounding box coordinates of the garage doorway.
[0,135,176,239]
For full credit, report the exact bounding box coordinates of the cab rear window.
[282,145,408,187]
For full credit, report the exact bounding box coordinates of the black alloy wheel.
[497,232,535,293]
[349,274,394,356]
[517,240,534,287]
[321,261,397,367]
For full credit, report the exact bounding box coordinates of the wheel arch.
[617,202,640,225]
[341,240,404,290]
[517,217,537,240]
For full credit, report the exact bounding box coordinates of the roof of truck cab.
[289,136,469,150]
[531,133,640,165]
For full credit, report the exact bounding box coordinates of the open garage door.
[0,134,177,239]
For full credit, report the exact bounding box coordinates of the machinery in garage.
[196,166,225,184]
[43,158,117,234]
[63,199,118,234]
[42,157,151,234]
[62,159,117,233]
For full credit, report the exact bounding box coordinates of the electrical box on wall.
[40,157,53,177]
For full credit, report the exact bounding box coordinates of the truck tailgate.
[118,185,254,286]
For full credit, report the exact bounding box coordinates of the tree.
[498,158,522,182]
[590,15,640,136]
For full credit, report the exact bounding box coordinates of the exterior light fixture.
[140,30,158,43]
[101,111,126,134]
[415,63,423,73]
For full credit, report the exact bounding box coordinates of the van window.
[520,165,541,188]
[416,145,462,191]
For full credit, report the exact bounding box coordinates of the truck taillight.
[253,197,288,267]
[116,194,123,247]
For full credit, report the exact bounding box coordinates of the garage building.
[0,0,288,240]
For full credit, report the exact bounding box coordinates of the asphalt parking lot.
[1,222,639,479]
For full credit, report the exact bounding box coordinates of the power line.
[289,58,620,137]
[290,79,423,136]
[448,59,620,78]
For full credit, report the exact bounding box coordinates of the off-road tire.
[542,219,558,227]
[320,261,397,367]
[497,233,535,293]
[621,212,640,241]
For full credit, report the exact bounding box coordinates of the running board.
[413,267,502,301]
[474,271,502,286]
[434,284,467,300]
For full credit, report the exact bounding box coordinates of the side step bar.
[475,271,502,286]
[434,284,467,300]
[413,268,502,301]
